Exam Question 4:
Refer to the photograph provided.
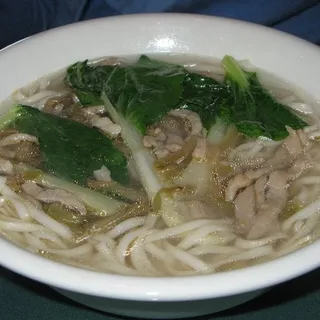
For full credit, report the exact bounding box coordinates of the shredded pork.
[143,109,207,160]
[226,128,313,239]
[0,158,13,175]
[22,182,87,215]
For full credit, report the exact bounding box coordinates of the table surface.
[0,266,319,320]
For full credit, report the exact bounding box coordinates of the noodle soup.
[0,54,319,277]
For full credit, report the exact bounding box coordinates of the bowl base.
[53,287,267,319]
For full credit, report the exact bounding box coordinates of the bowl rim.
[0,13,320,302]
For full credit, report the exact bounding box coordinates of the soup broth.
[0,54,319,276]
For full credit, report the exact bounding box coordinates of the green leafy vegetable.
[0,105,129,185]
[61,54,311,229]
[179,72,228,130]
[109,57,186,133]
[65,60,111,106]
[66,56,186,134]
[66,56,191,201]
[219,56,308,140]
[66,55,308,141]
[65,55,228,133]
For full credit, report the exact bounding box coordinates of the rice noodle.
[107,217,146,239]
[145,242,171,261]
[25,233,48,251]
[145,219,218,242]
[44,243,93,258]
[95,242,116,259]
[282,199,320,232]
[0,133,39,147]
[25,232,92,258]
[0,220,43,232]
[0,178,31,221]
[24,201,73,240]
[143,215,158,229]
[91,234,116,249]
[96,259,140,276]
[280,215,319,249]
[235,233,287,249]
[164,242,212,273]
[199,232,237,246]
[211,245,274,270]
[32,230,68,249]
[115,227,150,264]
[188,244,242,256]
[1,230,27,245]
[273,232,319,258]
[130,231,160,276]
[3,196,31,221]
[178,223,234,250]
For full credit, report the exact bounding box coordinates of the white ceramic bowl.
[0,14,320,319]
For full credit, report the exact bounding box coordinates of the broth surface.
[0,54,319,276]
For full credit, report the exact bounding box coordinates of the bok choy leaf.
[66,56,186,134]
[65,55,226,132]
[101,93,164,201]
[219,56,308,140]
[0,105,129,186]
[65,55,308,142]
